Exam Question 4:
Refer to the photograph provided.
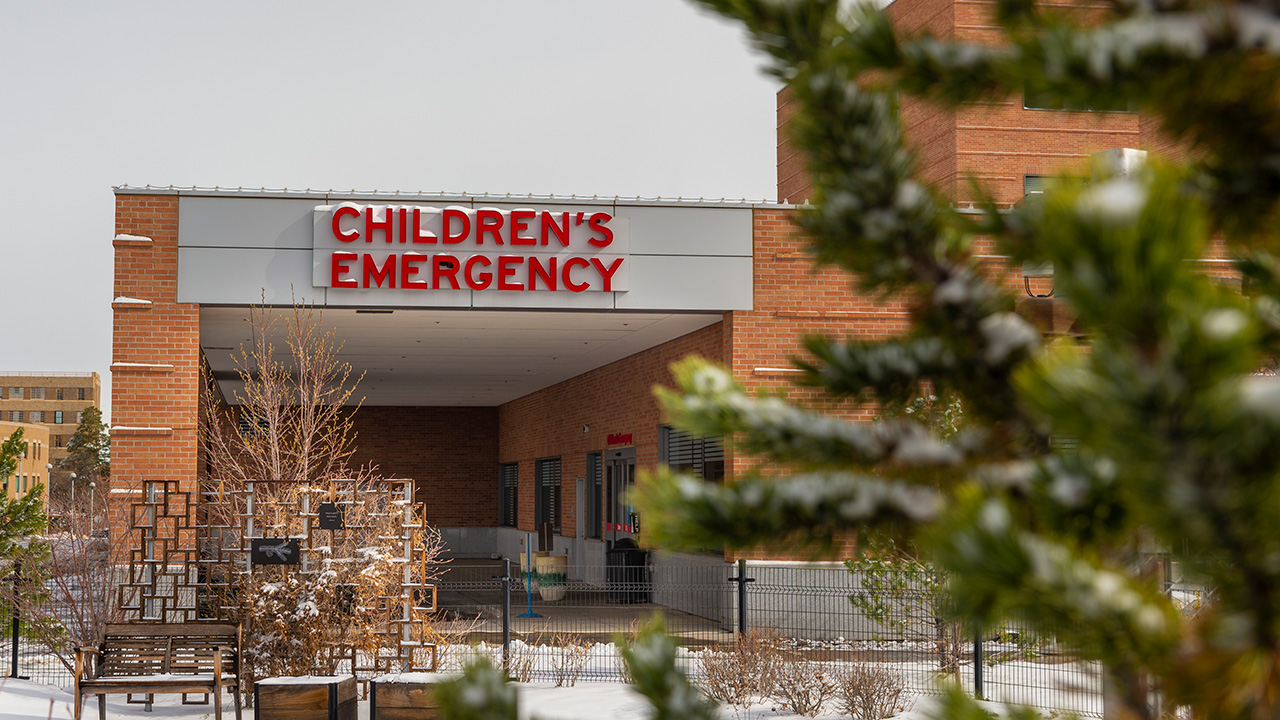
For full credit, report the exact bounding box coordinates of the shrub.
[835,662,907,720]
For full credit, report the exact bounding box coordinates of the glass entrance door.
[604,447,637,547]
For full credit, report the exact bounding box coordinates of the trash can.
[606,538,651,603]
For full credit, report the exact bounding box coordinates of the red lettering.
[332,206,361,242]
[587,212,614,247]
[528,256,557,291]
[563,257,590,292]
[497,256,524,290]
[510,210,536,246]
[362,253,396,288]
[541,212,570,246]
[410,208,437,243]
[443,209,470,244]
[477,209,504,245]
[590,257,624,292]
[331,252,358,288]
[397,208,409,243]
[401,252,428,289]
[433,254,461,290]
[365,207,394,243]
[464,255,492,290]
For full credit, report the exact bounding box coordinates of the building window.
[585,452,602,540]
[28,411,44,423]
[8,411,21,423]
[54,411,63,424]
[56,388,63,400]
[660,426,725,481]
[54,435,62,448]
[78,388,86,401]
[498,463,518,528]
[30,387,44,400]
[534,457,561,533]
[76,411,84,424]
[1023,88,1135,113]
[8,388,22,400]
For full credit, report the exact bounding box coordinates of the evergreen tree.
[634,1,1280,719]
[439,2,1280,718]
[62,405,109,497]
[0,428,49,558]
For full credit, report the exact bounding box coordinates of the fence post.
[728,559,755,636]
[8,560,19,679]
[501,558,512,674]
[973,626,984,700]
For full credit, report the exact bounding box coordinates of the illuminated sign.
[313,203,629,293]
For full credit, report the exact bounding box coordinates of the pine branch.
[637,468,940,553]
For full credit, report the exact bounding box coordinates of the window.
[534,457,561,533]
[77,388,86,401]
[498,463,518,527]
[29,411,44,423]
[585,452,602,540]
[56,388,63,400]
[76,411,84,424]
[1023,88,1135,113]
[30,387,44,400]
[8,411,21,423]
[54,435,62,448]
[8,387,22,400]
[54,411,63,424]
[1024,175,1051,196]
[660,426,725,481]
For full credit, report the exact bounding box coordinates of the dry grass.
[549,634,595,687]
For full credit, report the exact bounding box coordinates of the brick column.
[110,193,201,556]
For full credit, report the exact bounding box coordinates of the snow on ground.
[0,677,919,720]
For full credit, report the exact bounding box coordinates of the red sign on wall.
[607,433,632,446]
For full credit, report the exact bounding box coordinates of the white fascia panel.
[615,255,753,311]
[622,206,753,256]
[178,197,316,249]
[177,247,320,305]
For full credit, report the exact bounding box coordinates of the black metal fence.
[432,557,1107,717]
[5,555,1213,719]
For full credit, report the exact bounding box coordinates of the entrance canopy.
[165,188,759,407]
[201,307,723,406]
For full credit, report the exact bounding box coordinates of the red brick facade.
[110,195,202,544]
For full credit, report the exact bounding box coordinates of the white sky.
[0,1,781,422]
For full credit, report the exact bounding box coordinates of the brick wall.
[110,193,201,547]
[497,322,726,539]
[347,406,498,527]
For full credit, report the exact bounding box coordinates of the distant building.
[0,372,102,467]
[0,420,51,504]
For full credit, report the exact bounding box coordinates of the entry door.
[604,447,637,546]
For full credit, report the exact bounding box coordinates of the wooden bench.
[74,622,242,720]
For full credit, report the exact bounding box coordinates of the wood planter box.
[370,673,461,720]
[254,676,357,720]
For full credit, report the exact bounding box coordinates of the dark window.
[54,411,63,424]
[237,414,268,438]
[77,388,85,401]
[535,457,561,533]
[1023,88,1135,113]
[585,452,602,539]
[56,388,63,400]
[54,435,62,448]
[660,426,725,481]
[498,463,518,528]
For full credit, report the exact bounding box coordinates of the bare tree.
[200,296,365,489]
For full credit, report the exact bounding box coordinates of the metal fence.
[4,555,1212,719]
[432,557,1107,717]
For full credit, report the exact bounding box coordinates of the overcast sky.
[0,1,780,421]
